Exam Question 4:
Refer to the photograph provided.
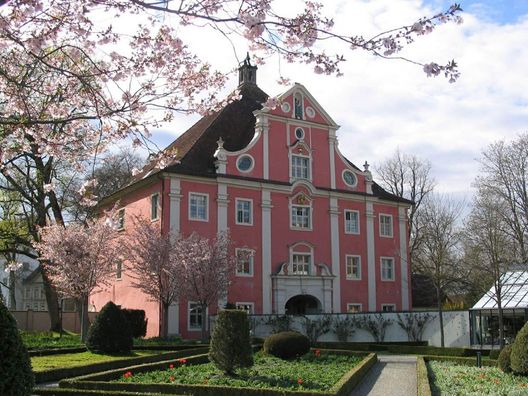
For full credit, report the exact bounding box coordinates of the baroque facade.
[93,58,413,338]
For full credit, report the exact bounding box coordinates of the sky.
[138,0,528,203]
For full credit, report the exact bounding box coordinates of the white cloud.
[144,1,528,198]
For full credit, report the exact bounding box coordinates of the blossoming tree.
[124,217,180,338]
[36,215,122,341]
[174,231,240,341]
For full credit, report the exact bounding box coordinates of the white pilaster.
[366,202,377,311]
[329,197,340,312]
[258,116,270,180]
[217,183,228,232]
[329,129,337,189]
[399,207,410,310]
[169,177,182,234]
[261,190,272,313]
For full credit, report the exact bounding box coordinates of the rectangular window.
[189,193,208,221]
[381,304,396,312]
[379,214,393,237]
[236,199,253,225]
[292,254,310,275]
[347,303,362,313]
[236,303,254,314]
[345,210,360,234]
[291,155,309,179]
[381,257,395,281]
[117,208,125,230]
[188,302,203,330]
[346,255,361,280]
[151,193,159,220]
[116,261,122,280]
[291,206,311,229]
[235,249,254,276]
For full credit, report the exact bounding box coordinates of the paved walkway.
[352,355,417,396]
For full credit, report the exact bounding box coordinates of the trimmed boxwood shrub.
[121,309,147,338]
[209,309,253,374]
[86,301,132,354]
[511,321,528,375]
[263,331,310,360]
[498,345,512,373]
[0,299,34,395]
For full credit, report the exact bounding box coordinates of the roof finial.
[217,137,224,149]
[363,161,370,172]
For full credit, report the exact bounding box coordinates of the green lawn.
[31,350,163,372]
[21,331,82,349]
[117,351,363,392]
[428,361,528,396]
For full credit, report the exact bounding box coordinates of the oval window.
[295,127,305,140]
[343,170,357,187]
[237,155,253,172]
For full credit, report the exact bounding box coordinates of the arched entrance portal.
[285,295,322,315]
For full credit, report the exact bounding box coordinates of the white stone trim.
[236,154,255,173]
[329,130,336,189]
[344,209,360,235]
[169,177,182,234]
[345,255,362,280]
[342,169,358,188]
[217,184,228,232]
[399,206,410,310]
[330,197,340,312]
[379,213,394,238]
[261,190,272,314]
[346,303,363,313]
[380,256,396,281]
[366,202,376,311]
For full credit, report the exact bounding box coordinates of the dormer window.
[294,92,303,119]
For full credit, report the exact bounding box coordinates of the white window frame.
[117,208,125,231]
[381,304,396,312]
[347,303,362,313]
[291,154,310,180]
[379,213,393,237]
[188,192,209,222]
[235,248,254,277]
[235,302,254,314]
[291,253,311,275]
[188,302,207,331]
[236,154,255,173]
[235,198,253,226]
[381,257,395,281]
[345,255,361,280]
[291,204,312,230]
[344,210,360,234]
[151,193,160,221]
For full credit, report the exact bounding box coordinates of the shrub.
[209,309,253,375]
[332,316,356,342]
[86,301,132,354]
[510,321,528,375]
[0,299,34,395]
[498,345,512,373]
[121,309,148,338]
[263,331,310,360]
[356,314,393,342]
[489,349,501,360]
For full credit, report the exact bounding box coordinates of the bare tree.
[375,150,436,268]
[475,133,528,262]
[463,187,517,348]
[413,194,465,347]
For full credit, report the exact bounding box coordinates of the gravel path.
[352,355,417,396]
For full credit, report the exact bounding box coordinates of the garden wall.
[244,310,470,347]
[12,310,98,333]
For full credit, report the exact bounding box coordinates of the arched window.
[294,93,303,120]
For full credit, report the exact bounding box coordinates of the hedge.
[60,350,376,396]
[35,347,208,383]
[421,355,497,367]
[314,342,483,357]
[29,347,88,357]
[416,357,431,396]
[33,388,168,396]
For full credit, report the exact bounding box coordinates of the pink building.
[94,58,413,338]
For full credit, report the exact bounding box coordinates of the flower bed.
[427,360,528,396]
[59,350,377,395]
[117,351,361,391]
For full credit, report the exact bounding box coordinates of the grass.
[116,351,363,391]
[21,331,83,349]
[132,336,184,346]
[31,350,164,372]
[428,360,528,396]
